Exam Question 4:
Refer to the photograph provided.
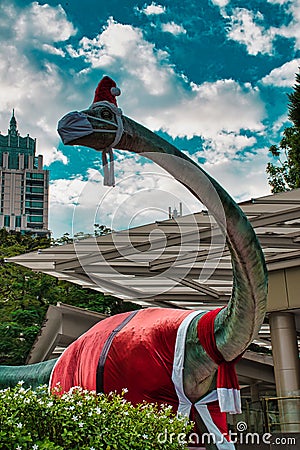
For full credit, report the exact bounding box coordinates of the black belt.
[96,310,139,393]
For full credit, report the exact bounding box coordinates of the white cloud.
[0,49,69,165]
[69,19,265,148]
[273,0,300,49]
[42,44,66,57]
[61,14,267,236]
[50,177,85,207]
[16,2,76,44]
[70,19,174,96]
[49,156,201,237]
[271,113,289,134]
[211,0,230,7]
[261,59,300,86]
[0,1,78,166]
[203,148,271,202]
[226,8,274,55]
[221,1,300,55]
[161,22,187,36]
[267,0,289,4]
[140,2,166,16]
[199,133,257,165]
[145,80,265,140]
[49,147,271,238]
[0,3,269,236]
[49,177,86,237]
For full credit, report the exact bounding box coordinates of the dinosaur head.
[57,76,124,152]
[57,101,126,152]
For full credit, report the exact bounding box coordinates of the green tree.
[94,223,112,236]
[266,68,300,193]
[0,229,139,365]
[288,70,300,128]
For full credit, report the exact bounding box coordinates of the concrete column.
[2,152,9,168]
[38,155,43,170]
[250,382,260,403]
[18,153,24,170]
[249,383,264,434]
[28,155,33,169]
[269,312,300,432]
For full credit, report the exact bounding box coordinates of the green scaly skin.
[0,107,267,448]
[0,359,56,390]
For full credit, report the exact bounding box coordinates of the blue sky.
[0,0,299,237]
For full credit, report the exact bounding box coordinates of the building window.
[15,216,21,227]
[25,208,43,215]
[25,201,43,208]
[26,172,44,179]
[4,215,10,227]
[26,186,44,193]
[27,216,43,222]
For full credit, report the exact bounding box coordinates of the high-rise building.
[0,111,49,236]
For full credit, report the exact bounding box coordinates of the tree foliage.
[0,229,139,365]
[266,68,300,193]
[288,70,300,128]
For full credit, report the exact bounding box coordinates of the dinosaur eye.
[101,109,113,121]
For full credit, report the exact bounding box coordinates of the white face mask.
[57,101,124,187]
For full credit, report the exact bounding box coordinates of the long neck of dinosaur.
[118,117,268,360]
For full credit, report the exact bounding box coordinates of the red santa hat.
[93,76,121,106]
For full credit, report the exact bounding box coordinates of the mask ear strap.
[87,101,123,187]
[102,147,115,187]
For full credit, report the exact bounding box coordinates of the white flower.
[47,401,53,407]
[142,434,149,439]
[32,445,39,450]
[78,422,84,428]
[72,415,78,421]
[95,407,102,414]
[17,380,24,385]
[122,387,128,393]
[16,422,23,429]
[16,446,22,450]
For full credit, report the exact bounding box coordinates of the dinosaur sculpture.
[0,77,268,449]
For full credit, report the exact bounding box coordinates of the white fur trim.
[196,404,236,449]
[217,388,241,414]
[172,310,237,449]
[172,310,204,416]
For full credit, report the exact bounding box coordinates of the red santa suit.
[50,308,239,450]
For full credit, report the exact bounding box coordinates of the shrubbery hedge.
[0,383,193,449]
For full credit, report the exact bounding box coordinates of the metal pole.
[269,312,300,432]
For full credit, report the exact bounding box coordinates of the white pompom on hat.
[110,86,121,97]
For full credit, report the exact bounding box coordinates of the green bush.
[0,383,193,449]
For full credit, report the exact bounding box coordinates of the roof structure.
[9,188,300,354]
[27,302,107,364]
